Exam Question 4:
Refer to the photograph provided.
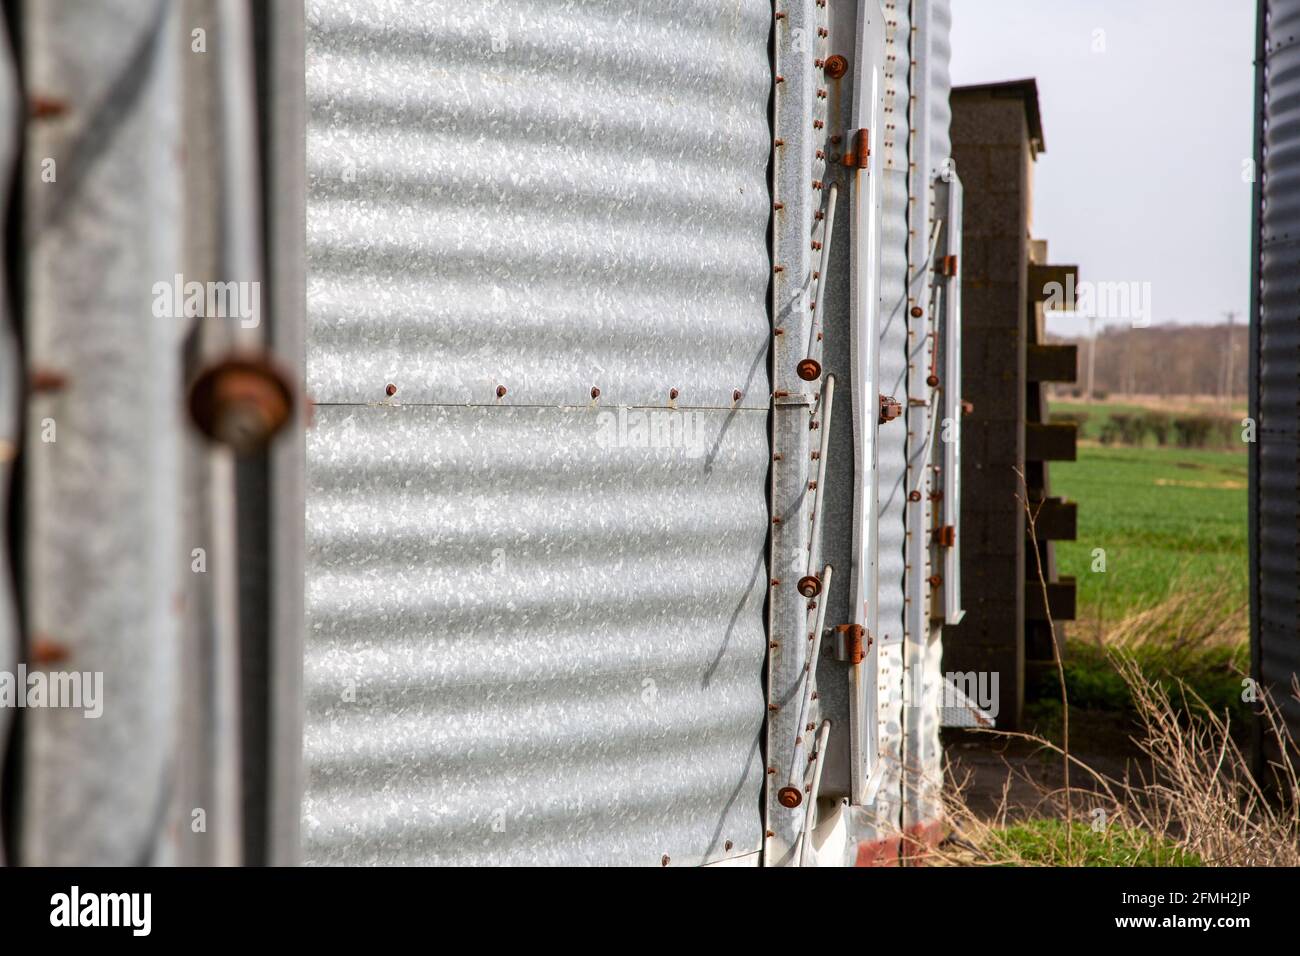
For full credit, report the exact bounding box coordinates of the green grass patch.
[1049,444,1247,624]
[988,819,1201,867]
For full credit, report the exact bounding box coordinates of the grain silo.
[1250,0,1300,749]
[0,0,964,867]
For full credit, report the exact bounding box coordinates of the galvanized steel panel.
[21,0,184,865]
[903,0,953,836]
[869,0,913,835]
[303,405,769,865]
[768,0,830,865]
[1257,0,1300,730]
[304,0,772,866]
[305,0,771,411]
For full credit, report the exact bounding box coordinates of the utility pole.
[1223,310,1238,406]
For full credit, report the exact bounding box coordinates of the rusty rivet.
[778,786,803,809]
[910,306,924,318]
[661,854,670,867]
[928,575,943,587]
[909,490,922,502]
[733,389,743,402]
[496,385,507,398]
[768,767,778,775]
[926,374,940,388]
[591,386,601,400]
[385,383,397,397]
[725,840,734,852]
[188,355,295,455]
[774,138,785,147]
[768,703,780,712]
[29,95,67,120]
[29,635,70,666]
[29,368,68,393]
[824,54,849,79]
[766,830,776,839]
[669,387,679,401]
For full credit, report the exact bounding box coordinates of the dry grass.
[938,640,1299,867]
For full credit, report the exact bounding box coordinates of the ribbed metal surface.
[1257,0,1300,730]
[903,0,953,833]
[303,0,771,866]
[305,0,770,411]
[869,0,912,833]
[764,0,826,863]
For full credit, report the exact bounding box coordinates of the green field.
[1050,443,1248,627]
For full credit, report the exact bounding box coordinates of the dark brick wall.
[943,92,1031,729]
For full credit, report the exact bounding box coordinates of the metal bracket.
[833,623,869,664]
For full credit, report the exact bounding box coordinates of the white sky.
[949,0,1257,336]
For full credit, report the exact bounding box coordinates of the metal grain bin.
[1252,0,1300,740]
[302,0,774,866]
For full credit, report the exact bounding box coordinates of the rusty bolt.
[29,634,70,666]
[188,355,294,455]
[777,786,803,809]
[590,386,600,400]
[824,54,849,79]
[797,358,822,382]
[29,95,67,120]
[495,385,507,399]
[797,575,822,598]
[29,368,69,393]
[926,373,940,388]
[385,383,397,397]
[909,490,922,502]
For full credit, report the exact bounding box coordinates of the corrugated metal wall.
[302,0,772,866]
[1255,0,1300,733]
[903,0,953,838]
[870,0,912,837]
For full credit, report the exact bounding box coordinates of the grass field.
[1050,442,1248,630]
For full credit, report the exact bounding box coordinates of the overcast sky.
[949,0,1257,335]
